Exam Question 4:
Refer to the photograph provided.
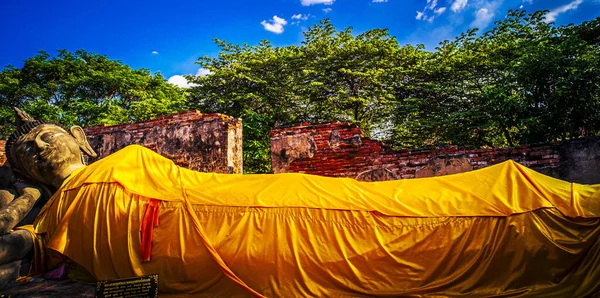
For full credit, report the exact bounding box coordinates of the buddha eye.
[40,132,58,142]
[16,142,35,156]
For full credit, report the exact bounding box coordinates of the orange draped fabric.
[32,145,600,297]
[15,225,45,276]
[140,199,160,262]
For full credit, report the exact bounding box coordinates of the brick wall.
[84,110,243,173]
[0,140,6,166]
[2,116,598,182]
[271,122,600,184]
[0,111,243,173]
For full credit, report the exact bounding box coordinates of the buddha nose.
[34,132,50,151]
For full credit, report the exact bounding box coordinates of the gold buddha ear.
[70,126,98,158]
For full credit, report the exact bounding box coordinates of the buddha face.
[11,124,89,186]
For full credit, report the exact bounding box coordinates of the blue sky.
[1,0,598,87]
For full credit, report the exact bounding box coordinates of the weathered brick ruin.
[0,112,244,175]
[83,110,243,173]
[271,122,600,184]
[1,112,598,183]
[0,140,5,166]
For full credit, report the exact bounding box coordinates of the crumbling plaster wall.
[271,122,600,184]
[1,115,598,183]
[0,140,5,166]
[0,111,243,174]
[84,111,243,174]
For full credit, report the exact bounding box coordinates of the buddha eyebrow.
[43,132,64,138]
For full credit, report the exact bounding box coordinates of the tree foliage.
[393,10,600,148]
[3,11,598,174]
[188,19,418,172]
[0,49,187,137]
[190,12,600,173]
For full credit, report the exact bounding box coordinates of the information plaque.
[95,274,158,298]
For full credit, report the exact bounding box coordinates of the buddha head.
[5,108,97,189]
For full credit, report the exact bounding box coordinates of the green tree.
[5,12,597,175]
[393,10,600,148]
[0,49,187,137]
[188,19,413,173]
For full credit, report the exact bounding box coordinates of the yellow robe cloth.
[33,144,600,297]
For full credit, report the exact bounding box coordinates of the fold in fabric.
[15,225,45,276]
[33,145,600,297]
[140,199,160,262]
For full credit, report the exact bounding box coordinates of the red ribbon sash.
[140,199,160,262]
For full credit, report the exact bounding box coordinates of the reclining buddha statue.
[2,108,600,297]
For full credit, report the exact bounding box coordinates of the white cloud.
[544,0,583,23]
[261,16,288,34]
[152,51,159,55]
[322,8,332,13]
[167,68,211,89]
[416,0,447,22]
[416,11,424,20]
[168,75,192,88]
[301,0,334,6]
[427,0,438,9]
[451,0,468,12]
[372,0,388,2]
[471,7,494,29]
[196,68,212,77]
[465,0,503,29]
[292,14,310,20]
